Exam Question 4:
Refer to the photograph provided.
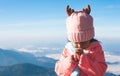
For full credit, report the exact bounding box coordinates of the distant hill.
[0,63,57,76]
[0,63,118,76]
[37,56,57,68]
[0,48,57,68]
[0,48,119,76]
[0,48,37,66]
[0,48,57,76]
[105,72,117,76]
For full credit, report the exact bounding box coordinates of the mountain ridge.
[0,63,56,76]
[0,48,56,68]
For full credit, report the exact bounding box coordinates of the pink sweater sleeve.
[79,43,107,76]
[55,48,78,76]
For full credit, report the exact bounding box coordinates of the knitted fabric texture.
[66,11,94,42]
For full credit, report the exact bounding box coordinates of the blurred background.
[0,0,120,76]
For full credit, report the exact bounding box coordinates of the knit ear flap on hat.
[82,5,91,14]
[66,5,74,16]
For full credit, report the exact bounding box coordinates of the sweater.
[55,42,107,76]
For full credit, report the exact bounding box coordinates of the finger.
[75,48,83,55]
[74,54,77,61]
[78,50,83,55]
[74,54,78,62]
[75,48,82,52]
[77,54,80,60]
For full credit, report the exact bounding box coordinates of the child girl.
[55,5,107,76]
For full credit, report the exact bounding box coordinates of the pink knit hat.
[66,11,94,42]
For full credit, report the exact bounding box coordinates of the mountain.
[0,48,119,76]
[0,48,57,68]
[0,63,57,76]
[37,56,57,68]
[0,63,118,76]
[105,72,117,76]
[0,48,37,66]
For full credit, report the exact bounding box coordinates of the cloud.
[95,26,120,39]
[17,48,44,53]
[105,53,120,75]
[0,19,65,28]
[45,54,61,60]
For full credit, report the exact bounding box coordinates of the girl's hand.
[73,48,83,62]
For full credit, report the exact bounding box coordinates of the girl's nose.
[77,44,81,48]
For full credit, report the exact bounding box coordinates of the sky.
[0,0,120,48]
[1,1,120,75]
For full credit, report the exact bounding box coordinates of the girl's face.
[73,40,90,49]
